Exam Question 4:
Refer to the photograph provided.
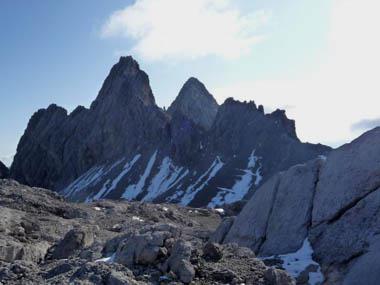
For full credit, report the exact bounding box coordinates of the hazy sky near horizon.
[0,0,379,166]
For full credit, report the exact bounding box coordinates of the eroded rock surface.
[223,127,380,284]
[0,179,294,284]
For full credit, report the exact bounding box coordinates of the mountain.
[10,56,330,207]
[0,160,9,179]
[221,127,380,284]
[167,77,219,130]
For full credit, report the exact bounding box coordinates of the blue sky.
[1,0,379,166]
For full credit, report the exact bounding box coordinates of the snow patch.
[179,157,224,206]
[95,253,115,263]
[63,158,124,198]
[122,151,157,201]
[208,150,263,208]
[91,154,141,201]
[142,157,188,202]
[263,239,324,285]
[214,208,225,215]
[132,216,144,222]
[318,155,327,161]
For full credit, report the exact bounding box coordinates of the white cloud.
[351,118,380,132]
[213,0,380,147]
[101,0,270,61]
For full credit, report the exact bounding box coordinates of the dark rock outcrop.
[223,127,380,284]
[11,56,169,191]
[167,77,219,130]
[10,56,330,207]
[0,160,9,179]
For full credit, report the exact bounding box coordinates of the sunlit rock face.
[224,127,380,284]
[10,56,330,207]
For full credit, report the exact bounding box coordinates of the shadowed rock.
[0,160,9,179]
[168,77,219,130]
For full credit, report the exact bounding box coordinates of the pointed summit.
[168,77,219,130]
[91,56,156,110]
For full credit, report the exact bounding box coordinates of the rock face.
[0,179,294,284]
[223,127,380,284]
[11,56,168,191]
[167,77,219,130]
[10,56,330,207]
[0,160,9,179]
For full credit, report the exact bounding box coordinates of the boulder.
[114,227,174,266]
[209,216,235,244]
[203,242,223,261]
[312,127,380,226]
[259,159,321,256]
[264,268,296,285]
[223,174,282,252]
[165,239,195,283]
[223,127,380,283]
[51,228,94,259]
[224,159,323,256]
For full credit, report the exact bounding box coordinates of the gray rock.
[224,159,323,256]
[0,239,49,263]
[209,216,235,244]
[260,159,322,256]
[223,127,380,283]
[223,174,282,252]
[342,238,380,285]
[309,187,380,265]
[11,56,169,191]
[203,242,223,261]
[312,127,380,226]
[264,268,296,285]
[166,239,195,283]
[0,179,294,284]
[114,228,174,266]
[107,270,140,285]
[51,228,94,259]
[167,77,219,130]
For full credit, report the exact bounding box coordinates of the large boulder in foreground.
[224,158,321,256]
[223,127,380,284]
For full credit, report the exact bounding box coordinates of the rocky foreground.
[0,179,294,285]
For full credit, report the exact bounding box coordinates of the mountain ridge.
[10,56,331,207]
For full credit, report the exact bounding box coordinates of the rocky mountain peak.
[0,160,9,178]
[91,56,156,110]
[168,77,219,130]
[268,109,297,139]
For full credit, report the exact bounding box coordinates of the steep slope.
[11,56,330,207]
[0,160,9,178]
[223,127,380,284]
[167,77,219,130]
[11,56,169,190]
